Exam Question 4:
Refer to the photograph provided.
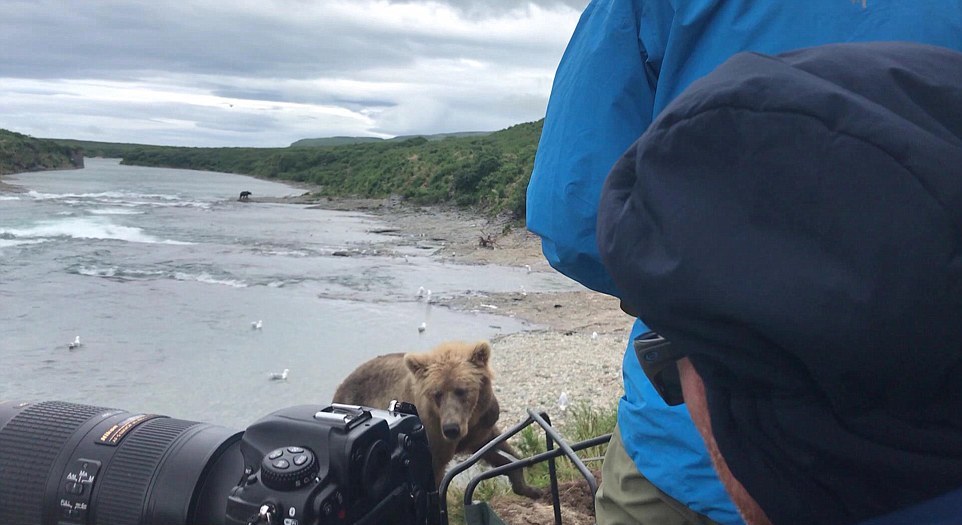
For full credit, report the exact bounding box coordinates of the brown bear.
[332,340,541,499]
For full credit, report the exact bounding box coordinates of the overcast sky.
[0,0,588,147]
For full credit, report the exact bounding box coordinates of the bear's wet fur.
[332,340,541,498]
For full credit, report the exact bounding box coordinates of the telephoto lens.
[0,400,244,525]
[0,400,438,525]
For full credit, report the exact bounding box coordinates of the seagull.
[425,289,432,303]
[417,286,426,300]
[418,322,427,334]
[558,391,569,412]
[269,369,289,381]
[519,285,527,297]
[251,320,263,330]
[524,264,532,274]
[591,332,599,340]
[68,336,81,350]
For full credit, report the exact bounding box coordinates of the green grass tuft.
[443,402,617,523]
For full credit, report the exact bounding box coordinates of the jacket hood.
[597,41,962,525]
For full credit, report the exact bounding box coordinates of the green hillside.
[53,138,160,159]
[289,131,491,148]
[0,129,85,178]
[289,136,386,147]
[113,120,543,217]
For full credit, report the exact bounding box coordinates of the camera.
[0,400,439,525]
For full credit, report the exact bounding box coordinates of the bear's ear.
[470,341,492,367]
[405,352,430,377]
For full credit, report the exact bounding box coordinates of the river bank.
[0,179,26,193]
[302,196,624,524]
[293,195,633,429]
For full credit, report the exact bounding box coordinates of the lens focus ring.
[0,401,111,525]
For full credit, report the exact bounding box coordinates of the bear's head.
[404,340,495,442]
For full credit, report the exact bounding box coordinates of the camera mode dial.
[260,446,318,491]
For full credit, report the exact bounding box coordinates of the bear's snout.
[442,423,462,440]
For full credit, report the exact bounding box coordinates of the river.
[0,158,577,429]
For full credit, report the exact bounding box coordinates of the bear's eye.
[454,388,467,397]
[433,390,442,404]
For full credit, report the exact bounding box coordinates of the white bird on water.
[418,322,427,334]
[417,287,434,303]
[251,320,263,330]
[68,336,81,350]
[269,369,289,381]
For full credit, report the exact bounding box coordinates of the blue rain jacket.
[526,2,962,524]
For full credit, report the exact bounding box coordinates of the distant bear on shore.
[332,340,541,498]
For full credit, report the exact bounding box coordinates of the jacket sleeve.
[526,0,655,296]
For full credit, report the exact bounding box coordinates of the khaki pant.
[595,424,721,525]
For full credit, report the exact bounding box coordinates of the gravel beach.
[327,198,626,524]
[299,196,634,429]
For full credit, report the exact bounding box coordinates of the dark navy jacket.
[597,41,962,525]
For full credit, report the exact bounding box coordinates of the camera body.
[226,403,437,525]
[0,400,438,525]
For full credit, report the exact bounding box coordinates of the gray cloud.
[0,1,583,146]
[389,0,589,17]
[2,2,405,80]
[1,1,572,80]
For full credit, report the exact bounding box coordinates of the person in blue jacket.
[597,41,962,525]
[526,2,962,524]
